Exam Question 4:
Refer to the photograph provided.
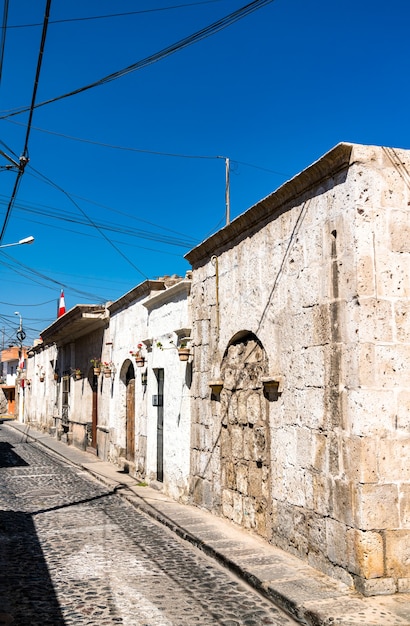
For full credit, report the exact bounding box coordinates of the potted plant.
[72,368,81,380]
[90,358,102,375]
[103,361,113,377]
[178,341,190,361]
[130,344,144,367]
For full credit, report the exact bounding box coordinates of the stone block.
[296,427,312,469]
[308,512,327,556]
[326,517,348,568]
[389,209,410,252]
[357,343,376,387]
[221,488,234,519]
[355,298,394,343]
[357,254,376,297]
[332,479,354,526]
[299,345,326,388]
[399,484,410,527]
[346,528,384,578]
[354,483,399,530]
[378,437,410,482]
[236,462,248,495]
[396,391,410,434]
[346,388,396,435]
[242,495,256,530]
[246,392,261,425]
[232,490,243,525]
[230,424,243,459]
[395,301,410,343]
[311,472,332,516]
[341,436,378,484]
[385,531,410,578]
[397,578,410,593]
[310,432,326,473]
[248,462,263,498]
[376,253,410,298]
[354,576,396,597]
[375,344,410,388]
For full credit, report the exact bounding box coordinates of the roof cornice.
[185,142,353,267]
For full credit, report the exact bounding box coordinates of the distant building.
[0,346,27,415]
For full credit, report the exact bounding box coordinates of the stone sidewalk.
[6,420,410,626]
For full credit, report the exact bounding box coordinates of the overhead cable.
[29,165,149,279]
[6,118,290,177]
[0,251,107,302]
[0,0,275,119]
[0,0,9,89]
[7,1,223,28]
[0,0,52,243]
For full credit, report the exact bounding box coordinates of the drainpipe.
[211,255,220,342]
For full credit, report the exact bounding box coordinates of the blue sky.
[0,0,409,346]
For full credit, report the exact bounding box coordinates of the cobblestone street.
[0,425,298,626]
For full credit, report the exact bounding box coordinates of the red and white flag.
[57,289,66,317]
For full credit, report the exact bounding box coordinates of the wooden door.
[126,379,135,462]
[8,389,15,414]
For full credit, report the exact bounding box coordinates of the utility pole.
[225,157,230,225]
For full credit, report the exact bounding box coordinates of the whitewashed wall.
[143,280,192,502]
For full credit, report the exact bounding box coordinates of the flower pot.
[94,367,101,376]
[39,376,45,382]
[104,368,111,378]
[178,348,190,362]
[135,357,145,368]
[75,373,81,380]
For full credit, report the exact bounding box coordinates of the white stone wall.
[25,344,57,430]
[143,281,192,502]
[186,143,410,594]
[107,297,149,464]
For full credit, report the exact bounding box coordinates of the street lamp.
[0,235,34,249]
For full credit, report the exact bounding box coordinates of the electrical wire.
[0,0,275,119]
[0,0,52,243]
[28,165,149,280]
[0,0,9,89]
[0,298,56,307]
[24,169,199,244]
[0,251,107,302]
[6,1,224,29]
[5,119,290,177]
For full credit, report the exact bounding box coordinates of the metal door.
[155,369,164,482]
[91,373,98,449]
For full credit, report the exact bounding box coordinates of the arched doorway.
[220,332,272,539]
[125,362,135,462]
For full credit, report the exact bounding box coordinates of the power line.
[28,165,150,280]
[6,1,224,29]
[0,0,52,243]
[5,118,290,177]
[0,0,9,89]
[0,251,107,302]
[0,0,276,119]
[0,298,56,307]
[24,169,199,244]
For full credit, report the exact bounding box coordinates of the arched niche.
[219,331,272,539]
